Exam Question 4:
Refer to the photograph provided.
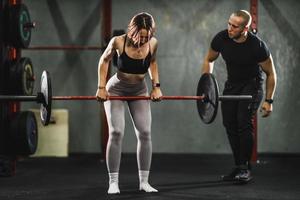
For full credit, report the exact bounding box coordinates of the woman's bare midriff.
[117,70,146,84]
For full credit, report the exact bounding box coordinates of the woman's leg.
[104,99,125,194]
[128,100,157,192]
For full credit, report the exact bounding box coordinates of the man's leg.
[221,98,241,181]
[235,80,263,183]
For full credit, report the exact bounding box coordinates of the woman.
[96,12,162,194]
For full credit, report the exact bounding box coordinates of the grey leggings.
[104,74,152,173]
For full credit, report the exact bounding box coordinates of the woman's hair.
[127,12,156,43]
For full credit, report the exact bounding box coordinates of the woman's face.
[139,29,150,45]
[131,28,150,47]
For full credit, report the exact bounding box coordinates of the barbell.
[0,71,252,125]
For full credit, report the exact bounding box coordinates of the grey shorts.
[106,74,148,97]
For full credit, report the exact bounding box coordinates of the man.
[201,10,277,183]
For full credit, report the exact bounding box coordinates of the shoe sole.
[235,177,253,184]
[221,175,239,182]
[221,178,239,182]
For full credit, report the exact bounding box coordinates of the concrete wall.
[22,0,300,154]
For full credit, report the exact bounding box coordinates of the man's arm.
[259,55,277,117]
[201,48,220,74]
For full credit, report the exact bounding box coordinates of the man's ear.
[243,26,249,34]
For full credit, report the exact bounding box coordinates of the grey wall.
[22,0,300,154]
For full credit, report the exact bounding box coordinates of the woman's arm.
[148,38,162,101]
[96,37,117,101]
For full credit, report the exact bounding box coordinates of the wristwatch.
[153,83,160,87]
[265,99,274,104]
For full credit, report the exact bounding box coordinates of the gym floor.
[0,154,299,200]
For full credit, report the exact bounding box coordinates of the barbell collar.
[23,22,36,30]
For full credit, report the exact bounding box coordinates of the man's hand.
[260,101,273,117]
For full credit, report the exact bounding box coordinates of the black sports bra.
[117,35,152,74]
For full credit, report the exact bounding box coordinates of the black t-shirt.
[211,30,270,83]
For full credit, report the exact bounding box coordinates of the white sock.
[139,170,158,192]
[108,172,120,194]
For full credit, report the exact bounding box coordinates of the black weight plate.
[9,111,38,155]
[8,4,32,48]
[8,57,34,95]
[196,73,219,124]
[20,57,35,95]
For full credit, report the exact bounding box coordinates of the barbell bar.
[52,95,251,101]
[25,45,103,50]
[0,95,251,101]
[0,71,253,125]
[53,96,205,101]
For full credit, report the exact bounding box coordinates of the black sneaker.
[221,168,240,181]
[235,169,252,183]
